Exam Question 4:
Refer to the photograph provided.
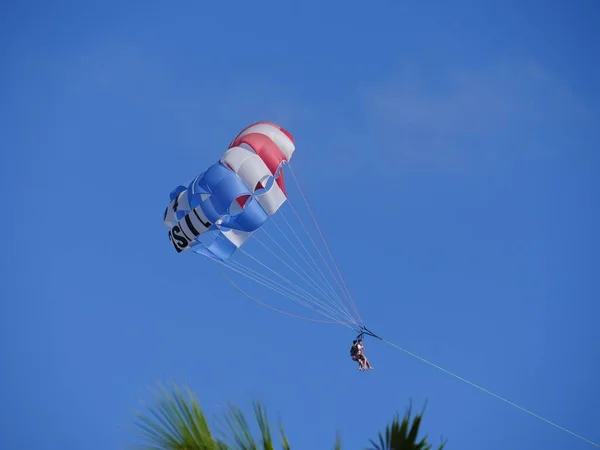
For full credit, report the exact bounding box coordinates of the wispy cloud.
[42,40,314,164]
[362,62,597,172]
[45,42,597,182]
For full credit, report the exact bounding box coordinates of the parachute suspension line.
[205,232,355,324]
[206,254,349,324]
[254,230,346,316]
[259,221,343,309]
[281,201,360,327]
[221,271,354,327]
[226,260,350,325]
[268,215,346,315]
[268,213,356,324]
[287,164,364,324]
[238,248,356,326]
[280,207,356,321]
[227,258,323,312]
[383,338,600,448]
[216,257,312,309]
[279,203,352,316]
[226,257,352,325]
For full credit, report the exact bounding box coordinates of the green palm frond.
[215,400,290,450]
[279,421,291,450]
[133,382,291,450]
[333,432,343,450]
[132,381,217,449]
[366,403,446,450]
[132,381,447,450]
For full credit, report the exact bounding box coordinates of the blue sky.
[1,1,599,449]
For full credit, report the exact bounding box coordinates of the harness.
[354,326,382,341]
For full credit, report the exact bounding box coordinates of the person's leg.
[358,355,366,370]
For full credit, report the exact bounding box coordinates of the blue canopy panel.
[165,160,286,260]
[191,161,268,260]
[190,229,246,261]
[164,121,295,261]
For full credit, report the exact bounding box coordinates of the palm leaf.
[333,432,343,450]
[365,402,446,450]
[132,381,217,449]
[132,381,446,450]
[278,421,291,450]
[215,400,290,450]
